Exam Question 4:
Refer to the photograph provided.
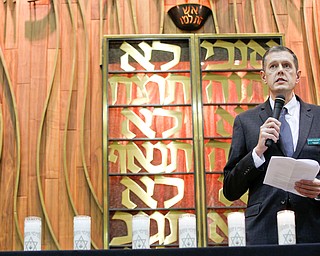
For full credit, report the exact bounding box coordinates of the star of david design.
[133,235,147,249]
[181,233,196,247]
[230,232,245,246]
[283,229,295,244]
[25,237,38,251]
[75,235,89,250]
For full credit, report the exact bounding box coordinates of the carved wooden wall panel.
[0,0,319,251]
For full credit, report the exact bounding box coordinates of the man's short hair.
[262,45,299,71]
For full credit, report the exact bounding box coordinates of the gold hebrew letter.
[152,41,181,71]
[121,108,156,139]
[121,176,158,209]
[120,41,155,71]
[205,140,230,171]
[207,211,228,243]
[155,176,184,208]
[126,141,167,174]
[153,108,183,138]
[109,212,132,245]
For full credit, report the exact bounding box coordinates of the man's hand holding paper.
[295,178,320,199]
[263,156,320,197]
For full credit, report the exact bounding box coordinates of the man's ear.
[260,70,267,83]
[296,70,301,83]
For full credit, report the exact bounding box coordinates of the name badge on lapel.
[307,138,320,145]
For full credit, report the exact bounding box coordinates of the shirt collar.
[269,94,299,116]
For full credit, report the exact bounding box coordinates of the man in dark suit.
[223,46,320,245]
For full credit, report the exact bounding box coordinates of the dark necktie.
[280,107,294,157]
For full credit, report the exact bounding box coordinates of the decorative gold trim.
[302,0,319,104]
[193,35,208,247]
[233,0,240,33]
[209,0,219,34]
[128,0,138,34]
[270,0,280,32]
[63,0,98,249]
[0,35,23,247]
[115,0,122,34]
[63,0,77,217]
[78,0,103,219]
[36,0,61,249]
[102,36,109,249]
[100,0,103,65]
[159,0,165,34]
[76,1,101,249]
[250,0,258,32]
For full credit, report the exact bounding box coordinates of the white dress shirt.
[253,95,300,167]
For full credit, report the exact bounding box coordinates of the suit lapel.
[293,100,313,157]
[259,100,272,123]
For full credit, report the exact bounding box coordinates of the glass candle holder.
[24,216,42,251]
[73,215,91,250]
[178,213,197,248]
[277,210,296,245]
[132,214,150,249]
[227,212,246,247]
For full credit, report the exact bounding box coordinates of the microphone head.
[275,95,285,105]
[265,95,286,147]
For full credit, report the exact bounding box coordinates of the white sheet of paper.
[263,156,320,196]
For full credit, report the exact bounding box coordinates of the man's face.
[260,51,301,100]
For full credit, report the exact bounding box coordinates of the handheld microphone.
[265,95,285,147]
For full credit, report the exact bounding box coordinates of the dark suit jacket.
[223,95,320,245]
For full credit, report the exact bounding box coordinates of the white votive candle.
[132,214,150,249]
[178,214,197,248]
[24,216,42,251]
[277,210,296,245]
[227,212,246,246]
[73,215,91,250]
